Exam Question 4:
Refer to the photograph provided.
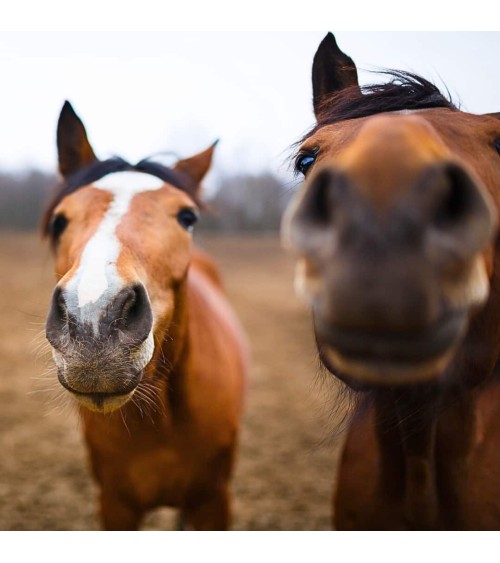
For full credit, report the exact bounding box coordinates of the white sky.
[0,31,498,189]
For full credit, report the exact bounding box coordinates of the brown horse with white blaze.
[42,101,247,530]
[283,33,500,529]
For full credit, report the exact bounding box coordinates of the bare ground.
[0,232,346,530]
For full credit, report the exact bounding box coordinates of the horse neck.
[153,277,194,409]
[153,267,217,416]
[159,279,191,374]
[372,384,479,529]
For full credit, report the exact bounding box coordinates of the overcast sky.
[0,31,498,188]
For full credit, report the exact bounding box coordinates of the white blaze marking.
[65,171,165,309]
[76,226,119,308]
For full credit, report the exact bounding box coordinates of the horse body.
[335,379,500,530]
[43,102,246,530]
[83,256,246,530]
[284,33,500,529]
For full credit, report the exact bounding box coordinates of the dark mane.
[301,70,457,144]
[41,157,198,236]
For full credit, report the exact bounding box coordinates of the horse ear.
[57,101,98,178]
[312,32,360,118]
[174,141,218,187]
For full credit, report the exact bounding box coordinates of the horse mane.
[300,70,457,146]
[41,156,199,237]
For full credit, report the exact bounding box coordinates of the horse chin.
[55,362,143,414]
[64,389,135,414]
[315,310,467,386]
[320,344,457,386]
[50,333,154,414]
[69,389,137,414]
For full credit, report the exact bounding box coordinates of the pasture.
[0,232,345,530]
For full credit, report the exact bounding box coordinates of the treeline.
[0,169,294,232]
[201,173,293,232]
[0,170,57,231]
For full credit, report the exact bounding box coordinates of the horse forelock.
[295,70,457,154]
[41,156,199,239]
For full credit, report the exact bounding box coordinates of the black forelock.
[41,157,199,237]
[300,70,458,146]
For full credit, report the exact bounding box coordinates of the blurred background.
[0,32,498,530]
[0,31,498,232]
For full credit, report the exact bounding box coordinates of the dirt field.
[0,232,347,530]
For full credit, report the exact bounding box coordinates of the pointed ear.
[312,32,360,118]
[174,141,218,187]
[57,101,98,178]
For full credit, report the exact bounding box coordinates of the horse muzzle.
[57,369,140,413]
[314,308,467,385]
[46,283,155,413]
[51,337,152,412]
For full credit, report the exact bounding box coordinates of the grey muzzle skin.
[46,284,154,401]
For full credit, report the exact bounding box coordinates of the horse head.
[283,33,500,387]
[43,102,216,412]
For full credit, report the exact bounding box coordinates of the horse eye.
[295,151,317,176]
[50,214,68,241]
[177,208,198,232]
[494,139,500,155]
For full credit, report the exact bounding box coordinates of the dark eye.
[295,150,318,176]
[177,208,198,232]
[50,214,68,241]
[494,139,500,155]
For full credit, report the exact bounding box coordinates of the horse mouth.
[315,310,467,385]
[58,373,141,414]
[69,389,137,413]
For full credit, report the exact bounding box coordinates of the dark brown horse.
[283,33,500,530]
[42,102,247,530]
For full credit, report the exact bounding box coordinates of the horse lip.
[315,309,467,365]
[57,371,142,398]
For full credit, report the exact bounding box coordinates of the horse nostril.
[302,169,336,226]
[46,286,69,346]
[116,287,138,320]
[287,167,356,258]
[433,164,477,230]
[428,163,495,253]
[112,284,153,345]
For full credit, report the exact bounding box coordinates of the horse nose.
[289,161,494,258]
[287,160,496,331]
[46,283,153,347]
